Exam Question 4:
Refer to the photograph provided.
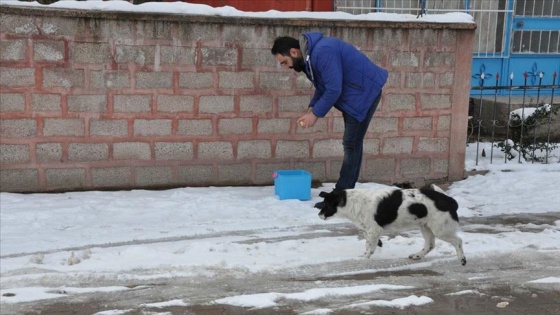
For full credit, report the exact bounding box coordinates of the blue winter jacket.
[300,32,388,122]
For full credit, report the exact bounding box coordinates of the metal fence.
[336,0,560,57]
[470,72,560,165]
[335,0,512,57]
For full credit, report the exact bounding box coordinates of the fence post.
[505,72,514,164]
[545,72,558,164]
[490,73,500,164]
[518,72,529,164]
[475,72,486,166]
[531,72,544,163]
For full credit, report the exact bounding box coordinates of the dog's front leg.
[362,229,382,258]
[362,230,372,257]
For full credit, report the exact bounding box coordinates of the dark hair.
[271,36,300,56]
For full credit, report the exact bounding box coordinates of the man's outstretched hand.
[297,108,318,128]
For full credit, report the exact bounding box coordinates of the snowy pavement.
[1,143,559,314]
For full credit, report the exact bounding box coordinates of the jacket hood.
[299,32,324,57]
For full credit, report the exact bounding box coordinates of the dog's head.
[314,189,347,220]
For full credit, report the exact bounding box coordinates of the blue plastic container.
[273,170,312,201]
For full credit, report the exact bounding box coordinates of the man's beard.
[290,56,306,73]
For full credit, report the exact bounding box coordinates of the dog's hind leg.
[436,232,467,266]
[408,225,435,260]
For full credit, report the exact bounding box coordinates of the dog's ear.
[319,191,329,198]
[314,201,325,209]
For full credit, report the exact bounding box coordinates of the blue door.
[471,0,560,93]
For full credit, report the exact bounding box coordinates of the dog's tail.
[429,184,446,194]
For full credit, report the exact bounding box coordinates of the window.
[515,0,560,17]
[512,30,560,53]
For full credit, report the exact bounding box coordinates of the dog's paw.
[361,251,373,258]
[314,201,325,209]
[408,254,422,260]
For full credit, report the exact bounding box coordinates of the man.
[271,32,388,190]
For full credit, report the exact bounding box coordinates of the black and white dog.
[315,184,466,265]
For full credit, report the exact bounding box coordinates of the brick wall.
[0,6,475,192]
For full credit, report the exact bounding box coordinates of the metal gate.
[335,0,560,94]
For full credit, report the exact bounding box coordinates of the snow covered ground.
[0,1,558,313]
[1,143,559,314]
